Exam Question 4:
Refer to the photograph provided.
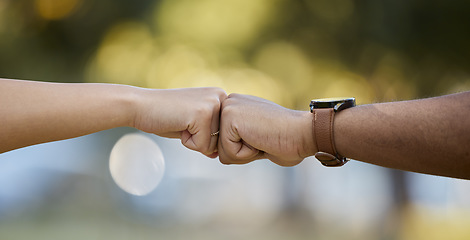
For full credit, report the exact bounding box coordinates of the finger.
[207,103,222,156]
[182,118,212,155]
[206,151,219,159]
[182,99,222,156]
[205,92,227,157]
[218,139,258,165]
[218,118,262,164]
[181,129,198,150]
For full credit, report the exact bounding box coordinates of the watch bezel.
[310,97,356,112]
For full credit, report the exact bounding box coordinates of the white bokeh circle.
[109,133,165,196]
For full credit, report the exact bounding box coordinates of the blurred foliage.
[1,0,469,108]
[1,1,470,239]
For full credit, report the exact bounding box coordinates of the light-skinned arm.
[0,78,226,157]
[217,91,470,179]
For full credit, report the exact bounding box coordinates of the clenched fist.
[217,94,316,166]
[132,87,227,158]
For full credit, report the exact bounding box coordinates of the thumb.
[218,124,263,164]
[232,140,261,160]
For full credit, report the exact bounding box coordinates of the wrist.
[110,84,142,128]
[332,107,353,159]
[293,110,317,158]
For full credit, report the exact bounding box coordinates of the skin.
[217,94,315,167]
[218,92,470,179]
[0,78,227,157]
[1,78,469,179]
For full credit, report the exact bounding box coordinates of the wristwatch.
[310,97,356,167]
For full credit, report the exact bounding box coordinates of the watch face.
[310,97,355,111]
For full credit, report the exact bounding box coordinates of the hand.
[132,87,227,158]
[217,93,316,166]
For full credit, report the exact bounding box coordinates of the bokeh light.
[35,0,81,20]
[155,0,279,48]
[1,0,470,239]
[87,21,155,87]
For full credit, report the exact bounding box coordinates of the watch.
[310,97,356,167]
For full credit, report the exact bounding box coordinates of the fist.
[133,87,227,158]
[217,94,316,166]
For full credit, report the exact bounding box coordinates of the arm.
[334,91,470,179]
[218,92,470,179]
[0,78,226,156]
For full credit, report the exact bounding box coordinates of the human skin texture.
[218,92,470,179]
[0,79,226,157]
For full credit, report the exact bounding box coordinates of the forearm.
[0,79,137,153]
[334,92,470,179]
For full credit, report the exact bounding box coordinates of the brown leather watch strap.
[313,108,336,155]
[313,108,344,166]
[310,97,355,167]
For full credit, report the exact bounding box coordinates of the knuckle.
[227,93,241,99]
[209,97,222,109]
[194,105,213,118]
[215,87,227,97]
[204,87,226,97]
[221,101,236,115]
[201,92,224,111]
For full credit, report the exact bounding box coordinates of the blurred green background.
[0,0,469,239]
